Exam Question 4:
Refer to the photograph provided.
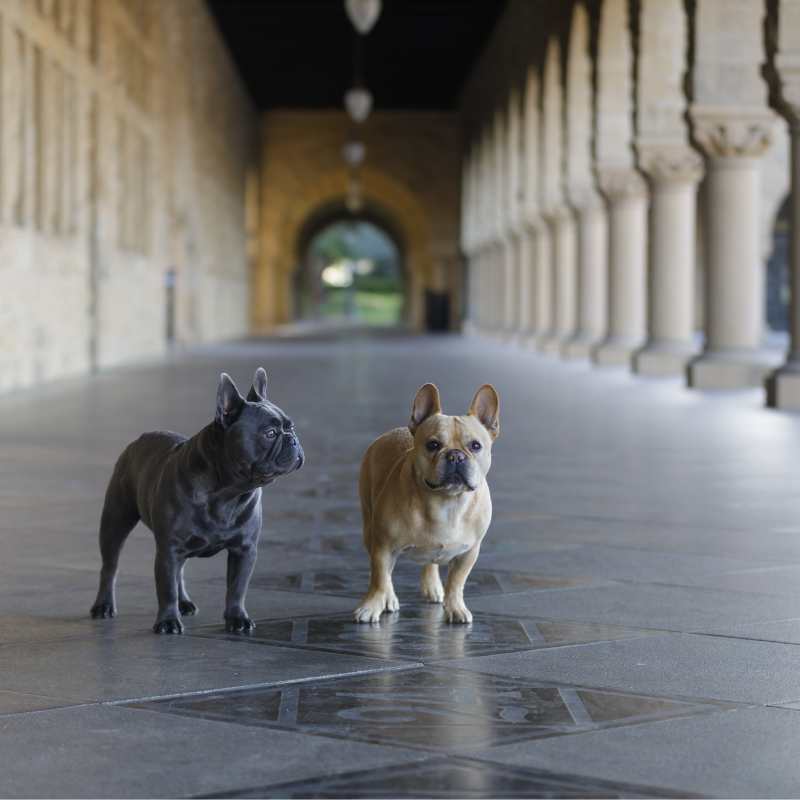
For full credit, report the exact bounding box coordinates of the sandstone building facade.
[0,0,257,391]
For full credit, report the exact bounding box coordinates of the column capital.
[689,106,776,159]
[637,144,704,186]
[542,205,573,225]
[566,183,604,213]
[595,167,647,202]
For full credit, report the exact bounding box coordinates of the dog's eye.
[469,440,482,452]
[263,429,278,439]
[426,440,441,452]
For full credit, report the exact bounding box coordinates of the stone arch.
[766,193,791,332]
[294,202,407,326]
[254,166,435,331]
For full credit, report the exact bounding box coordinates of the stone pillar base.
[633,343,696,377]
[766,365,800,410]
[538,336,561,355]
[561,335,597,360]
[592,337,641,367]
[687,352,773,390]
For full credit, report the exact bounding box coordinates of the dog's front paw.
[444,597,473,624]
[90,602,116,619]
[153,617,184,634]
[224,613,255,633]
[353,592,397,623]
[179,599,199,616]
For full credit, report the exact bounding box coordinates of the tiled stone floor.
[3,333,800,797]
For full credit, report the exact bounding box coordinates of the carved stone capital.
[595,167,647,202]
[690,106,776,159]
[566,183,604,213]
[637,145,704,186]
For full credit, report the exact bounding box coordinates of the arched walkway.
[254,166,446,332]
[294,209,406,327]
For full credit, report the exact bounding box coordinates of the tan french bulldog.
[353,383,500,624]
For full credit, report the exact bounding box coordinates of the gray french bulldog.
[90,368,304,634]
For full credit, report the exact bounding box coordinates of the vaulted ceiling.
[207,0,506,110]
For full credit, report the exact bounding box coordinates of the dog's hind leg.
[419,563,444,603]
[90,480,139,619]
[178,564,198,616]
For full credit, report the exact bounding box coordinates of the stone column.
[460,152,476,334]
[632,0,703,376]
[687,0,776,389]
[516,227,532,337]
[504,91,524,337]
[539,38,573,354]
[492,111,508,335]
[563,3,608,359]
[565,199,608,357]
[520,68,543,346]
[634,151,703,374]
[593,170,648,365]
[534,220,554,348]
[766,0,800,408]
[592,0,648,367]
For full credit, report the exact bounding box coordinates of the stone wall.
[0,0,258,391]
[254,111,462,331]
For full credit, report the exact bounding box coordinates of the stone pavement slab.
[468,581,800,633]
[478,706,800,798]
[442,633,800,704]
[0,704,427,799]
[0,634,417,703]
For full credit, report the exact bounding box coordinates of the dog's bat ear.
[216,373,244,426]
[468,384,500,439]
[409,383,442,434]
[247,367,268,402]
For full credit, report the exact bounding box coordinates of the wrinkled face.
[224,400,304,487]
[413,414,493,495]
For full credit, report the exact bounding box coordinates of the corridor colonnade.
[461,0,800,408]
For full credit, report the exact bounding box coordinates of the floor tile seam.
[451,753,709,799]
[684,625,800,645]
[421,634,661,663]
[128,704,461,755]
[439,666,755,710]
[548,537,795,563]
[0,700,99,720]
[104,661,425,706]
[187,754,440,800]
[469,614,691,637]
[186,631,426,662]
[611,577,800,598]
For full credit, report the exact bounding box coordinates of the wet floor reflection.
[193,604,657,662]
[142,666,720,752]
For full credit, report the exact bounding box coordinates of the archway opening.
[295,212,406,327]
[766,196,790,333]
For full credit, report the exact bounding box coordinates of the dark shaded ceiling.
[207,1,507,110]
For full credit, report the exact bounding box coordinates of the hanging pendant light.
[342,140,366,167]
[344,86,373,123]
[345,0,382,34]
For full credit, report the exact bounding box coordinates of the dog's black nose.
[446,449,466,464]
